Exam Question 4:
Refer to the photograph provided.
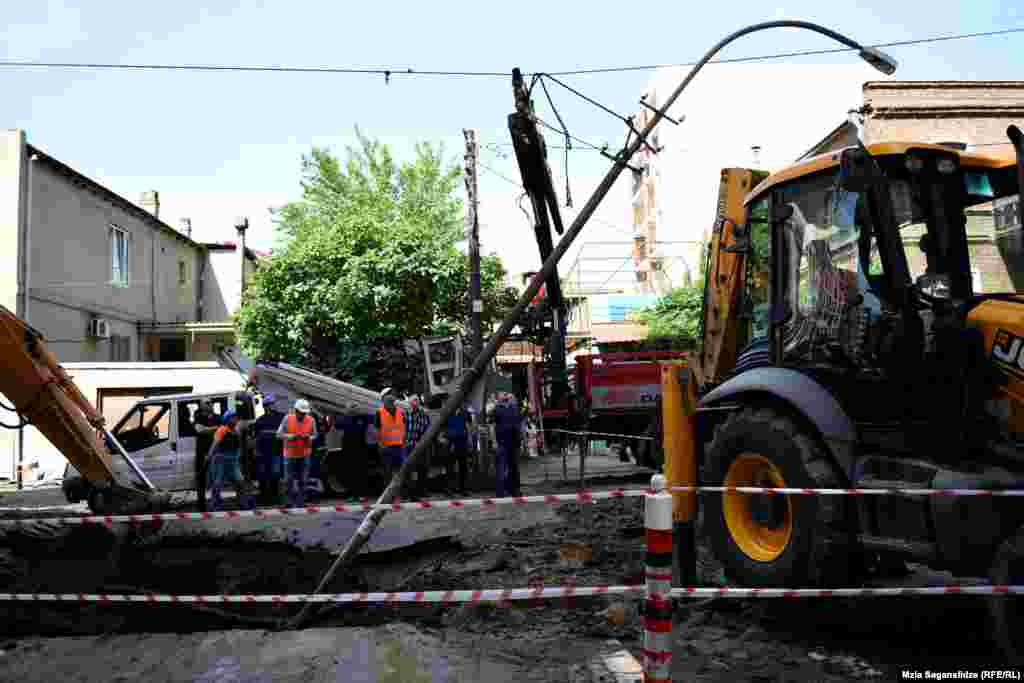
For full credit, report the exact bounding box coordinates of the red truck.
[529,350,687,469]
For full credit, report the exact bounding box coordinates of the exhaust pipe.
[1008,125,1024,230]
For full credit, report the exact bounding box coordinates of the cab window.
[112,402,172,452]
[746,198,770,339]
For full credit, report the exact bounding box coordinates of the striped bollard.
[644,474,673,682]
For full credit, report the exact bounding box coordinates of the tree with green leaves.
[236,129,518,377]
[632,282,705,341]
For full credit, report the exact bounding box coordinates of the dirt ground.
[0,455,1018,681]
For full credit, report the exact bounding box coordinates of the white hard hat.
[295,398,311,412]
[381,388,393,399]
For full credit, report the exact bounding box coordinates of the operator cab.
[738,141,1020,448]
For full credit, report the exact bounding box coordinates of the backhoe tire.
[988,526,1024,665]
[702,404,859,588]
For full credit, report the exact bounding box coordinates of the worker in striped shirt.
[405,395,432,499]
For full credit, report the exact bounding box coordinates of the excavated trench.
[0,500,1015,676]
[0,522,465,637]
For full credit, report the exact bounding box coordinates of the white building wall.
[204,249,255,320]
[637,62,891,285]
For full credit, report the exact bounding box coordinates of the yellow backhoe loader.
[668,129,1024,660]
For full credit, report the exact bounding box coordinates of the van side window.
[113,402,172,452]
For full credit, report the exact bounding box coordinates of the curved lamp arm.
[652,20,897,138]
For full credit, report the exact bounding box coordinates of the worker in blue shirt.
[444,405,470,495]
[251,394,285,505]
[489,392,524,498]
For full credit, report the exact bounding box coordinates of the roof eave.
[27,144,199,249]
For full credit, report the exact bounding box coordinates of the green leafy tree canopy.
[237,129,518,366]
[632,282,704,341]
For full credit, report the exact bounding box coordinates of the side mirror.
[838,148,878,193]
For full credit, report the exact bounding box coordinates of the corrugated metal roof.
[591,322,648,343]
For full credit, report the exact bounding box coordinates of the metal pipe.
[18,154,35,489]
[285,19,895,630]
[102,427,156,492]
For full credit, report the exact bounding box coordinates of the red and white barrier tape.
[549,429,654,442]
[670,485,1024,497]
[0,585,644,604]
[0,489,642,527]
[670,586,1024,598]
[1,584,1021,604]
[4,484,1024,527]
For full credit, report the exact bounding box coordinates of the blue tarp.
[589,294,660,323]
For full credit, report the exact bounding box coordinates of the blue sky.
[2,1,1022,279]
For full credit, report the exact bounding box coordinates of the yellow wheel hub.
[723,453,793,562]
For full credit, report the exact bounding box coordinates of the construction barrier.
[4,484,1024,528]
[669,485,1024,497]
[1,583,1021,605]
[0,489,641,527]
[0,585,646,604]
[5,475,1024,683]
[644,474,673,682]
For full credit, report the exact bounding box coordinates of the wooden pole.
[464,129,483,360]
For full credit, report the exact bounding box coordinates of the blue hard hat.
[222,411,238,424]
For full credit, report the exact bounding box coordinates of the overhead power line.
[477,160,635,237]
[549,26,1024,75]
[0,26,1019,77]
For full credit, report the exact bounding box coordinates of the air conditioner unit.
[90,318,111,339]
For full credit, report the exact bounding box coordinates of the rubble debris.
[558,542,592,568]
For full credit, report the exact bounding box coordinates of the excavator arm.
[0,306,162,509]
[692,168,768,388]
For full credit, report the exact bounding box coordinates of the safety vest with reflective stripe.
[377,408,405,447]
[283,414,315,459]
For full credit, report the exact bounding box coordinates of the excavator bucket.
[0,305,117,485]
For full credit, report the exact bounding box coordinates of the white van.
[62,390,261,512]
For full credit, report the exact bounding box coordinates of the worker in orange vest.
[276,398,318,508]
[374,388,407,493]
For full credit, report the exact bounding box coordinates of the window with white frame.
[110,225,129,287]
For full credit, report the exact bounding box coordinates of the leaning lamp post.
[285,20,897,630]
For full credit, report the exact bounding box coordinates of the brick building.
[799,81,1024,294]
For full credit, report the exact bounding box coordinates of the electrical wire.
[477,159,635,236]
[534,118,610,155]
[0,27,1018,77]
[0,62,510,77]
[547,26,1024,75]
[535,76,575,207]
[535,73,631,124]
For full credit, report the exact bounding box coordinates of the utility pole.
[463,129,482,359]
[464,129,490,482]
